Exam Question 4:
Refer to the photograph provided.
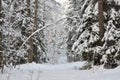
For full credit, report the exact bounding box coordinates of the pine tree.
[66,0,120,68]
[0,0,65,66]
[101,0,120,68]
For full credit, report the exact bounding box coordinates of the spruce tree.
[66,0,120,68]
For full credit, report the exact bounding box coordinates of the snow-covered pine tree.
[18,0,62,64]
[14,0,47,63]
[66,0,97,62]
[0,0,47,66]
[66,0,82,62]
[101,0,120,68]
[66,0,120,68]
[0,0,62,66]
[1,0,27,66]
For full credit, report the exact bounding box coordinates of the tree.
[34,0,38,28]
[101,0,120,68]
[0,0,66,66]
[66,0,98,62]
[0,0,4,72]
[66,0,81,62]
[66,0,120,68]
[27,0,33,63]
[98,0,104,46]
[43,0,45,26]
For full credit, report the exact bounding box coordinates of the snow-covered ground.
[0,62,120,80]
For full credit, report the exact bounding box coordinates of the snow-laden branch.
[80,0,90,16]
[20,15,80,49]
[20,17,66,49]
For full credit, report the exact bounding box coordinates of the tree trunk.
[98,0,104,46]
[34,0,38,27]
[0,0,1,16]
[32,0,38,62]
[43,0,45,26]
[0,0,4,73]
[27,0,33,63]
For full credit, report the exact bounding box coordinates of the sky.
[55,0,67,4]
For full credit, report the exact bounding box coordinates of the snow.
[42,0,68,64]
[1,0,120,80]
[0,62,120,80]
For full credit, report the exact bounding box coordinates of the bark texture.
[0,0,4,73]
[98,0,104,46]
[27,0,33,63]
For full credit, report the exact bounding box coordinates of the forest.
[0,0,120,80]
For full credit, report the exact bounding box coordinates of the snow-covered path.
[0,62,120,80]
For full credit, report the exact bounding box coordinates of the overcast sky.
[55,0,66,4]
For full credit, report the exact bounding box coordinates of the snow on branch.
[20,16,80,49]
